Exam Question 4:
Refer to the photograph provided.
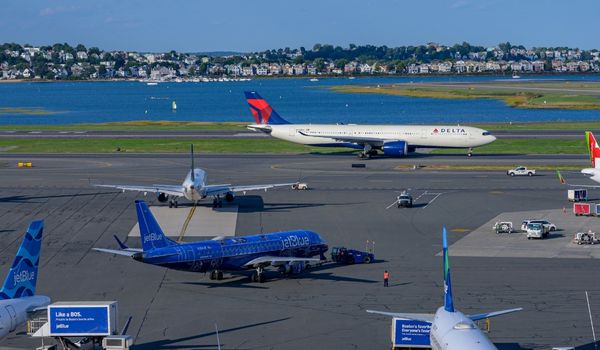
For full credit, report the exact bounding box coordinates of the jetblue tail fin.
[442,226,455,312]
[0,220,43,299]
[135,200,177,251]
[586,131,600,169]
[244,91,290,125]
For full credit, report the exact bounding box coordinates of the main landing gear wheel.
[210,270,224,280]
[251,268,265,283]
[467,148,473,157]
[169,199,178,208]
[212,197,223,209]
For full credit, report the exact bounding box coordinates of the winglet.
[114,235,129,250]
[245,91,290,125]
[443,226,455,312]
[556,170,566,185]
[0,220,43,299]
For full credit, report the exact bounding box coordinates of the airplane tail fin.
[0,220,43,299]
[190,144,195,182]
[586,131,600,169]
[135,200,178,251]
[442,226,455,312]
[244,91,290,125]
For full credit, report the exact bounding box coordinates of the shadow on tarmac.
[0,191,118,203]
[134,317,290,350]
[496,343,534,350]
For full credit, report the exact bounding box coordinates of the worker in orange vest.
[383,270,389,287]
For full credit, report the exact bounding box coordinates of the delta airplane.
[0,220,51,338]
[94,200,328,283]
[245,91,496,158]
[558,131,600,187]
[95,145,295,208]
[367,227,521,350]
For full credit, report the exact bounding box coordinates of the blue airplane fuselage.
[134,230,328,273]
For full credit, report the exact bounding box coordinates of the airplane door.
[5,306,16,332]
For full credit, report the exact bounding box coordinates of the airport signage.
[49,305,110,336]
[392,318,431,347]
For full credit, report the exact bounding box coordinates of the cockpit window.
[482,132,491,136]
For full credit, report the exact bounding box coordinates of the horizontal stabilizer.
[468,307,523,321]
[92,248,137,257]
[366,310,434,323]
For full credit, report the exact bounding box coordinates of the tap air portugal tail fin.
[586,131,600,169]
[0,220,43,299]
[245,91,290,125]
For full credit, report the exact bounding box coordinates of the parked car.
[507,166,535,176]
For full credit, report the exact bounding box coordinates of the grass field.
[330,82,600,110]
[431,139,586,155]
[0,138,352,154]
[0,137,586,155]
[0,121,248,131]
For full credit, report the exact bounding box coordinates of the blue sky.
[1,0,598,52]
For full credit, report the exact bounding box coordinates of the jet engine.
[382,140,408,157]
[157,192,169,203]
[225,192,235,202]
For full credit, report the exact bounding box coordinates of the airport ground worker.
[383,270,389,287]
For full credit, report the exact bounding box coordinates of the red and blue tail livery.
[245,91,290,125]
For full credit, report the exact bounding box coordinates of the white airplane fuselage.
[261,124,496,149]
[0,295,50,338]
[182,169,207,201]
[430,307,497,350]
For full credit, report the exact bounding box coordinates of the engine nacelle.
[225,192,235,202]
[383,140,408,157]
[157,192,169,203]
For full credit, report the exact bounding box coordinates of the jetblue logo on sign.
[143,232,162,243]
[13,269,35,286]
[282,235,310,249]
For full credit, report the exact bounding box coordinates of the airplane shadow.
[180,278,269,290]
[134,317,290,350]
[496,343,534,350]
[0,191,119,203]
[574,341,600,350]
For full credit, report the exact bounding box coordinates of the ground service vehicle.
[527,223,550,239]
[330,247,374,264]
[507,166,535,176]
[493,221,513,234]
[397,192,413,208]
[573,203,594,216]
[573,231,597,245]
[568,189,588,202]
[292,182,309,190]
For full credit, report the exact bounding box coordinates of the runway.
[0,153,598,349]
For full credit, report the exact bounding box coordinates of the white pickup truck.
[507,166,535,177]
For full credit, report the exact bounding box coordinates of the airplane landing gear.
[210,270,224,280]
[467,147,473,157]
[358,144,373,159]
[212,196,223,209]
[169,199,178,208]
[251,267,265,283]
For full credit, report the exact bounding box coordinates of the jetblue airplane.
[245,91,496,158]
[367,227,521,350]
[95,145,295,208]
[0,220,51,338]
[558,131,600,187]
[94,200,328,283]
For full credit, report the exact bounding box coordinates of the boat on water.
[146,82,159,86]
[512,74,521,79]
[172,100,177,110]
[348,76,356,80]
[309,78,319,82]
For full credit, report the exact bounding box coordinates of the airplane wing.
[94,184,185,197]
[366,310,434,323]
[467,307,523,321]
[243,256,322,268]
[204,183,296,196]
[297,131,383,144]
[556,170,600,188]
[92,248,137,257]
